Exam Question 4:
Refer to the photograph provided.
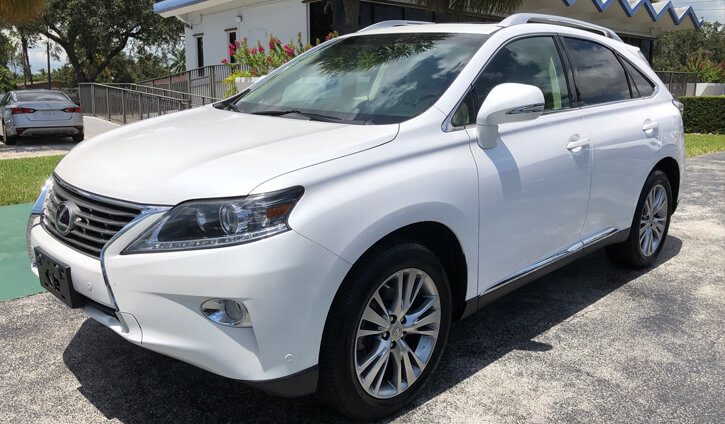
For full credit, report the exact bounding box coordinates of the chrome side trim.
[506,103,545,114]
[479,227,618,296]
[581,227,617,246]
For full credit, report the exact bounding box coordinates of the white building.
[153,0,704,72]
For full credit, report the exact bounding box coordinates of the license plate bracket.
[35,247,83,308]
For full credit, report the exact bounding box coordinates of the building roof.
[154,0,704,35]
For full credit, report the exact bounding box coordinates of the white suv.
[27,15,684,420]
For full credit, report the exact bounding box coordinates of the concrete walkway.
[0,153,722,423]
[0,116,119,159]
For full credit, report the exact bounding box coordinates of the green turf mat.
[0,203,43,301]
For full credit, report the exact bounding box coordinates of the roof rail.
[498,13,623,42]
[357,20,432,33]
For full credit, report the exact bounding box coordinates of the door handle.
[566,137,590,151]
[642,120,659,135]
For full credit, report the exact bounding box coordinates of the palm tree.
[169,47,186,73]
[0,0,47,23]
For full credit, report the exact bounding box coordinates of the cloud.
[28,44,67,72]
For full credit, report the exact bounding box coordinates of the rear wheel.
[72,133,84,143]
[317,241,452,420]
[1,123,16,145]
[607,170,672,269]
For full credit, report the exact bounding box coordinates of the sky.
[671,0,725,23]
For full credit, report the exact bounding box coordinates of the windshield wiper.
[249,109,342,123]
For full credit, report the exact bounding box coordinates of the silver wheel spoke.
[362,304,390,329]
[638,184,668,257]
[354,268,441,399]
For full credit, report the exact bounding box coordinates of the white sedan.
[1,89,84,145]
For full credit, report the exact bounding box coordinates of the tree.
[169,46,185,73]
[33,0,182,82]
[653,22,724,71]
[0,66,15,92]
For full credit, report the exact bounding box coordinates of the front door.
[461,35,593,292]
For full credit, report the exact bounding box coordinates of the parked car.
[27,14,684,420]
[1,89,84,145]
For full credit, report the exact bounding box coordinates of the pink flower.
[235,41,240,46]
[251,47,258,54]
[269,40,274,49]
[228,46,234,55]
[259,46,264,53]
[221,58,228,64]
[325,34,330,41]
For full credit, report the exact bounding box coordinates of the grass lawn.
[0,155,64,206]
[685,133,725,158]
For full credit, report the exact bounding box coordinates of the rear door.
[561,37,666,237]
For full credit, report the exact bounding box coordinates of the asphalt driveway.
[0,153,723,423]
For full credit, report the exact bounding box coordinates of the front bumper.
[28,208,351,389]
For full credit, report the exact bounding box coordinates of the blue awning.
[563,0,703,28]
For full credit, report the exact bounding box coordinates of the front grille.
[42,179,142,258]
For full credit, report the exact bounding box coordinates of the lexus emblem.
[54,201,80,236]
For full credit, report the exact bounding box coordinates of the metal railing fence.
[655,71,697,97]
[138,64,248,101]
[79,83,198,125]
[100,83,218,107]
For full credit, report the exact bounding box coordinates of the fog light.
[200,298,251,327]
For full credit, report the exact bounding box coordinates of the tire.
[72,133,84,143]
[317,240,452,420]
[1,124,16,145]
[606,170,672,269]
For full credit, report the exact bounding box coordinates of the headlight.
[123,186,304,253]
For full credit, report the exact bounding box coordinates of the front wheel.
[607,170,672,269]
[317,241,452,420]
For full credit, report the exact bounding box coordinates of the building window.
[195,35,204,69]
[227,30,237,63]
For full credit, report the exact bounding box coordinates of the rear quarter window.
[621,59,656,98]
[563,38,631,105]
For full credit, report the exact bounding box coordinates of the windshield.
[233,33,487,124]
[16,91,71,102]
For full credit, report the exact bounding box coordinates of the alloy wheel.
[354,268,441,399]
[639,184,668,257]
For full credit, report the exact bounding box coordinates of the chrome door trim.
[479,227,617,297]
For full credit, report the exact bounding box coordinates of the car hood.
[55,106,399,205]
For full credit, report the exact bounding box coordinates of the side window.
[621,59,655,98]
[563,37,631,105]
[451,90,476,127]
[473,36,571,112]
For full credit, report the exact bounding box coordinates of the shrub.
[678,96,725,134]
[679,49,725,83]
[222,32,337,96]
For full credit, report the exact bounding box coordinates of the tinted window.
[451,90,476,127]
[622,59,655,98]
[564,38,631,105]
[15,91,70,102]
[235,33,487,125]
[472,36,571,112]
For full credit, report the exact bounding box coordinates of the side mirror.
[476,83,545,149]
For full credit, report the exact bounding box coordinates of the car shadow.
[0,135,76,150]
[62,237,682,423]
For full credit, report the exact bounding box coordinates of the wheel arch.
[652,156,680,213]
[339,221,470,321]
